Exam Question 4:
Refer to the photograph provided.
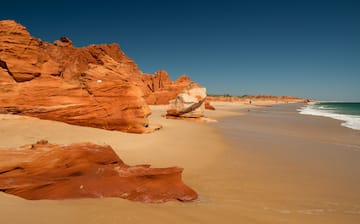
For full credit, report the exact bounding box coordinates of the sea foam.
[299,104,360,131]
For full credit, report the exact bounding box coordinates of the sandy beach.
[1,103,360,223]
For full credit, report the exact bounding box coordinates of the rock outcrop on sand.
[142,70,199,105]
[0,20,152,133]
[0,20,206,131]
[166,86,207,120]
[0,141,198,202]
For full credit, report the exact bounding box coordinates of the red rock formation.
[0,20,207,130]
[206,96,241,102]
[142,70,200,105]
[207,95,310,103]
[0,20,151,133]
[205,100,216,110]
[0,141,197,202]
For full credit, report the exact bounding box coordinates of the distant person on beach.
[249,99,252,105]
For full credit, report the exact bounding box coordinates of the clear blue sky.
[1,0,359,101]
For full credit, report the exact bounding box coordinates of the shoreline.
[298,102,360,131]
[1,102,360,223]
[212,103,360,223]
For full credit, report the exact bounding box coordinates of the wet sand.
[212,103,360,223]
[1,103,360,223]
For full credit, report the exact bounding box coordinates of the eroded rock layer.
[142,70,199,105]
[0,141,198,202]
[0,20,150,133]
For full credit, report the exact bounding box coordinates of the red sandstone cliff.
[0,20,151,133]
[141,70,199,105]
[0,141,198,202]
[0,20,209,131]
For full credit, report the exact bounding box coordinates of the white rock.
[167,87,206,118]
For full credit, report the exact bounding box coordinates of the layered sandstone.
[142,70,199,105]
[0,141,198,202]
[0,20,151,133]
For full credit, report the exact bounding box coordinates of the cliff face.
[0,20,150,133]
[141,70,199,105]
[0,20,204,132]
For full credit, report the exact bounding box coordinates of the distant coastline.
[207,94,310,104]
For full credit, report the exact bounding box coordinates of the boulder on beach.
[166,86,207,119]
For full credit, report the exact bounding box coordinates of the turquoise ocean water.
[299,102,360,130]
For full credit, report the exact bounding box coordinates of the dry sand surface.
[0,104,235,224]
[1,103,360,223]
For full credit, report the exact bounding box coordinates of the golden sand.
[1,103,360,223]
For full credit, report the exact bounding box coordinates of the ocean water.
[299,102,360,130]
